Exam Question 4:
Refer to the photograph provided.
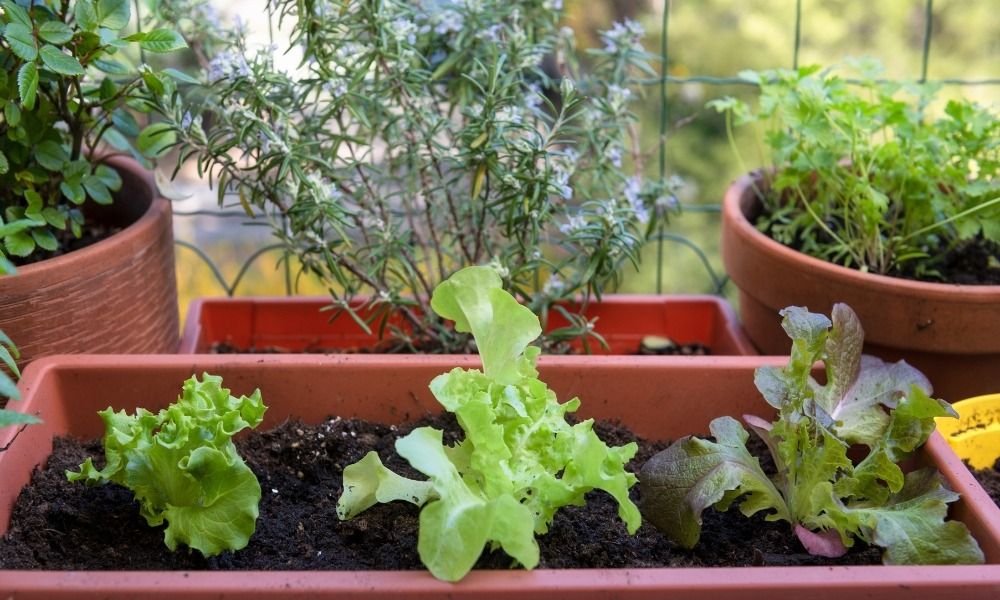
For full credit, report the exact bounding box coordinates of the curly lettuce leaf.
[338,266,640,581]
[67,373,266,557]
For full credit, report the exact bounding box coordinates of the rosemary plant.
[147,0,682,352]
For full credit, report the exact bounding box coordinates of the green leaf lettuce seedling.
[67,373,266,557]
[640,303,984,565]
[337,266,641,581]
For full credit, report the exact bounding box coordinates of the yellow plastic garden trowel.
[935,394,1000,470]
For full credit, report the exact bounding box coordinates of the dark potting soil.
[756,202,1000,285]
[0,416,881,571]
[209,341,712,356]
[928,237,1000,286]
[972,460,1000,509]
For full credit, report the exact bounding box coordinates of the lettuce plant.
[67,373,266,557]
[337,266,641,581]
[640,303,984,565]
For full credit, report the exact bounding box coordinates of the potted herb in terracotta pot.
[0,0,187,367]
[714,61,1000,400]
[149,0,721,356]
[1,269,999,597]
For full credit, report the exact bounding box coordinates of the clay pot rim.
[722,172,1000,303]
[8,156,164,279]
[178,294,756,356]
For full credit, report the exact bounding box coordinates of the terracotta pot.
[722,173,1000,402]
[179,295,756,355]
[2,354,999,598]
[0,156,179,369]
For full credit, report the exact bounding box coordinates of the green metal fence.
[173,0,999,298]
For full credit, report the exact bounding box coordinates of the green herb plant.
[68,373,267,557]
[146,0,682,352]
[337,266,641,581]
[0,258,39,428]
[710,60,1000,280]
[0,329,39,428]
[0,0,185,262]
[640,303,984,565]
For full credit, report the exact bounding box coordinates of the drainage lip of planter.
[178,294,757,356]
[2,355,999,600]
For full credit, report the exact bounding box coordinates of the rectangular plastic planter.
[178,295,756,355]
[2,355,999,599]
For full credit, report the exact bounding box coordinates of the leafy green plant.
[0,329,39,428]
[0,259,38,428]
[67,373,267,556]
[337,266,641,581]
[640,303,984,565]
[711,61,1000,280]
[0,0,185,262]
[146,0,682,351]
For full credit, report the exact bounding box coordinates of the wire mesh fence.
[172,0,999,299]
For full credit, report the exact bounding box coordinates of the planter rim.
[5,354,1000,599]
[16,354,785,389]
[7,156,165,279]
[723,172,1000,303]
[3,565,1000,597]
[180,294,755,356]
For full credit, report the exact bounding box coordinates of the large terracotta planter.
[722,173,1000,402]
[0,156,179,368]
[2,354,999,598]
[179,295,756,355]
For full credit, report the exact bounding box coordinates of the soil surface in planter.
[209,341,711,356]
[972,460,1000,509]
[0,415,880,570]
[756,201,1000,285]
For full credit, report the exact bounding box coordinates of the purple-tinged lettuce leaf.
[794,524,847,558]
[67,373,266,557]
[640,416,788,548]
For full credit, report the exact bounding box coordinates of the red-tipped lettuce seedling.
[640,304,984,565]
[337,266,641,581]
[67,373,267,557]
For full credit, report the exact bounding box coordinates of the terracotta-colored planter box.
[722,173,1000,402]
[179,295,756,356]
[0,156,179,369]
[2,354,999,598]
